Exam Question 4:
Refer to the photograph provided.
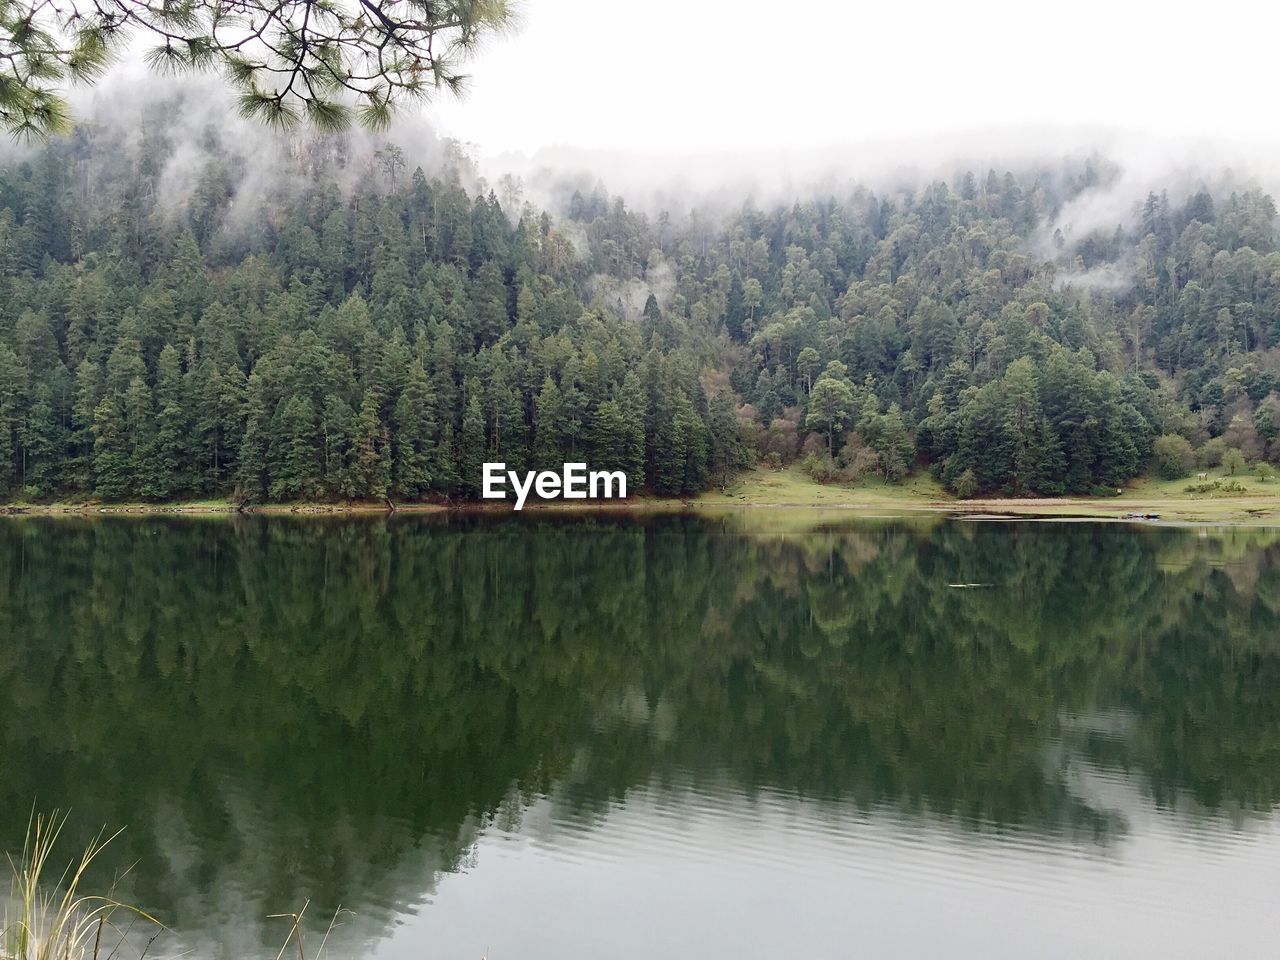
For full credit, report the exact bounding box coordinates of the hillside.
[1,102,1278,503]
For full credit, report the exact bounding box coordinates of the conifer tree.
[91,397,129,499]
[270,395,320,501]
[352,391,391,499]
[393,362,437,499]
[533,377,565,466]
[876,404,915,483]
[236,376,270,501]
[459,383,486,496]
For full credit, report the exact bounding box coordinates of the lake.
[2,513,1280,959]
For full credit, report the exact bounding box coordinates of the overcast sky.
[427,0,1279,157]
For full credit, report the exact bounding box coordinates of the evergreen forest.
[3,101,1280,502]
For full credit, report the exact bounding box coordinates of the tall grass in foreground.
[3,813,349,960]
[2,812,161,960]
[268,901,349,960]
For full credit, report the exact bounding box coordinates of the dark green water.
[3,514,1280,959]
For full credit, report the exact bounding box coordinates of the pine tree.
[144,344,190,498]
[616,373,647,491]
[674,396,709,494]
[589,399,629,475]
[18,383,65,496]
[458,382,485,496]
[121,376,154,494]
[320,394,355,495]
[487,361,526,473]
[71,359,102,490]
[270,395,320,500]
[191,363,225,489]
[217,365,248,489]
[0,132,1262,504]
[92,396,130,499]
[559,383,587,457]
[393,361,437,499]
[876,404,914,483]
[0,345,25,493]
[533,376,565,466]
[707,391,747,487]
[1002,358,1042,494]
[352,390,391,499]
[1028,418,1067,494]
[236,375,270,501]
[0,409,12,494]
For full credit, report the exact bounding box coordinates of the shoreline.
[3,493,1279,525]
[2,466,1277,524]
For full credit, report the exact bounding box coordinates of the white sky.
[428,0,1280,157]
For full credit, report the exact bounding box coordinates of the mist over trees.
[1,105,1280,502]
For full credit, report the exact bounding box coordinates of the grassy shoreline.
[3,467,1278,524]
[699,467,1280,524]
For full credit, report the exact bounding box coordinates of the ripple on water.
[477,760,1280,922]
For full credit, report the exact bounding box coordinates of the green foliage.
[269,394,320,500]
[458,386,485,497]
[0,126,749,502]
[1153,434,1196,480]
[1223,448,1248,476]
[953,467,978,499]
[1,112,1279,501]
[391,361,437,498]
[805,368,856,455]
[799,451,839,483]
[927,348,1148,496]
[0,0,513,138]
[1184,477,1248,495]
[1197,437,1227,469]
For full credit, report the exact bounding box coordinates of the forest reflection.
[1,514,1279,955]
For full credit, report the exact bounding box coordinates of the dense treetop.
[1,107,1279,502]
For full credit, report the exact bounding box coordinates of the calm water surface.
[2,514,1280,959]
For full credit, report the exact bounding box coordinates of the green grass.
[1113,471,1277,500]
[700,467,952,507]
[1040,471,1280,523]
[696,465,1280,525]
[5,467,1280,524]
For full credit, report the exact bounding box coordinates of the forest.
[2,99,1280,501]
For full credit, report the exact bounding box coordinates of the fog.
[3,0,1278,254]
[429,0,1280,155]
[5,52,1279,298]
